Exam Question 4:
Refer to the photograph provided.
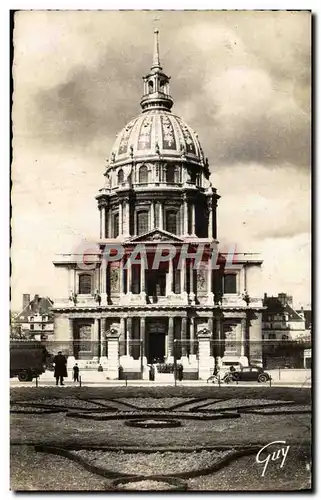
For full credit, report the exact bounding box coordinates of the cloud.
[13,11,311,168]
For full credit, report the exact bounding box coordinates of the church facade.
[52,30,264,378]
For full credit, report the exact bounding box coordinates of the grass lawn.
[10,386,311,491]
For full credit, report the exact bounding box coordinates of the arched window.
[79,274,92,295]
[137,210,149,235]
[117,169,124,185]
[165,210,177,234]
[166,165,176,183]
[148,81,154,93]
[139,165,148,184]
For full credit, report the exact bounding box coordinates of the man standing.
[53,351,67,386]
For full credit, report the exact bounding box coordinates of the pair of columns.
[119,257,145,295]
[119,316,145,356]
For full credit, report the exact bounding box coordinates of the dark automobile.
[226,366,271,383]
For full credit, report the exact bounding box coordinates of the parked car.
[225,366,271,383]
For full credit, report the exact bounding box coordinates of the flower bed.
[124,418,182,429]
[65,410,240,421]
[110,476,187,491]
[242,404,311,414]
[71,449,235,476]
[200,398,295,411]
[12,397,104,410]
[115,398,190,409]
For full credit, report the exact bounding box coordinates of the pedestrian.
[73,363,79,382]
[53,351,67,386]
[177,364,183,381]
[149,364,155,381]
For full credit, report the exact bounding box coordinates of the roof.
[107,110,204,169]
[15,296,54,323]
[263,297,305,323]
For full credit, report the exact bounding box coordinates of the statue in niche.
[110,268,120,292]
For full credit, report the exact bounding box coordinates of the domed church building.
[52,30,264,379]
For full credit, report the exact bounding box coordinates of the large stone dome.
[109,109,204,168]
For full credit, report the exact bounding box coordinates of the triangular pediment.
[128,229,185,243]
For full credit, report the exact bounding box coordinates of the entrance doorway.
[146,318,167,363]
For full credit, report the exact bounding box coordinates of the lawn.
[10,386,312,491]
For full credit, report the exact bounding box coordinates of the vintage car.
[226,366,271,383]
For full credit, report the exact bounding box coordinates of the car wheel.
[258,374,268,383]
[18,371,30,382]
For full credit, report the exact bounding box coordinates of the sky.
[11,10,311,311]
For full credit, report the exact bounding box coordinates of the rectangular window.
[78,274,92,295]
[30,324,34,330]
[223,274,237,294]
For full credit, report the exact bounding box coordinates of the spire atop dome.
[151,28,162,72]
[140,29,173,113]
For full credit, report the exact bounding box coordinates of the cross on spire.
[151,27,162,71]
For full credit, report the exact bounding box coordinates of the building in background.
[12,294,54,341]
[262,292,311,368]
[51,30,264,378]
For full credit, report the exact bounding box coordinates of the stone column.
[191,203,196,235]
[108,209,112,238]
[190,316,195,354]
[180,257,187,301]
[127,317,132,357]
[140,257,146,301]
[119,258,124,295]
[159,202,163,230]
[93,318,99,360]
[207,260,214,304]
[99,208,103,239]
[118,201,123,235]
[189,260,195,304]
[106,330,120,379]
[181,317,187,356]
[249,313,263,366]
[168,316,174,357]
[240,318,246,357]
[120,317,126,356]
[197,328,213,380]
[166,259,173,296]
[127,259,132,295]
[140,317,145,357]
[150,202,155,230]
[183,198,188,235]
[123,199,130,237]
